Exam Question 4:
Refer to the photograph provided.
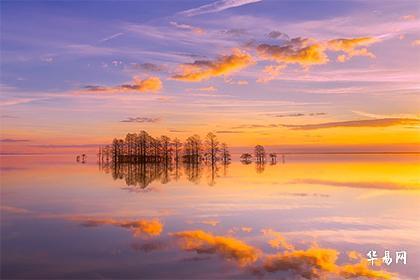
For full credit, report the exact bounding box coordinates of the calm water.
[1,154,419,279]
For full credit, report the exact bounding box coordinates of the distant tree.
[160,135,172,164]
[269,152,277,164]
[205,132,220,165]
[184,134,202,163]
[220,143,231,164]
[240,153,252,164]
[254,145,266,163]
[173,138,182,163]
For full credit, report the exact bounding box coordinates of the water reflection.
[99,161,229,189]
[1,154,419,279]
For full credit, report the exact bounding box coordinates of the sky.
[0,0,419,154]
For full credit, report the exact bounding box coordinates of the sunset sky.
[1,0,419,154]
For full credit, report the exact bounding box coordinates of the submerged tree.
[269,152,277,164]
[220,143,231,164]
[183,134,202,164]
[240,153,253,164]
[205,132,220,165]
[173,138,182,163]
[100,131,230,166]
[254,145,266,163]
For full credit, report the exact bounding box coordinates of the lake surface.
[1,154,419,279]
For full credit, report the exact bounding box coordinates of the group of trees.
[98,131,231,165]
[240,145,278,164]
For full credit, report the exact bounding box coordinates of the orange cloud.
[412,39,420,46]
[81,76,162,94]
[201,219,220,226]
[256,36,379,75]
[172,230,260,266]
[401,14,416,21]
[257,64,287,83]
[327,37,378,62]
[81,218,163,237]
[261,229,295,251]
[257,37,328,67]
[283,118,420,130]
[172,49,253,82]
[263,245,393,279]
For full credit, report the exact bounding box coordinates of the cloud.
[131,241,168,253]
[120,117,160,123]
[224,78,249,85]
[170,21,205,35]
[1,114,18,118]
[172,230,260,266]
[99,32,124,43]
[0,97,39,106]
[283,118,420,130]
[221,28,248,37]
[1,205,32,214]
[241,227,253,233]
[172,49,253,82]
[327,37,378,62]
[179,0,263,17]
[187,86,218,92]
[201,219,220,226]
[130,62,164,72]
[257,64,287,83]
[291,179,419,190]
[80,218,163,237]
[261,229,295,251]
[257,36,379,70]
[216,130,244,134]
[401,14,416,21]
[81,76,162,94]
[257,37,328,67]
[262,245,392,279]
[0,138,30,143]
[170,229,393,279]
[267,31,289,40]
[272,112,326,118]
[411,39,420,46]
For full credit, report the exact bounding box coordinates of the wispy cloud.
[273,112,326,118]
[172,48,253,82]
[120,117,160,123]
[80,218,163,237]
[179,0,263,17]
[170,21,205,35]
[0,138,30,143]
[216,130,244,134]
[172,230,260,266]
[130,62,165,72]
[291,179,419,190]
[99,32,124,43]
[81,76,162,94]
[0,97,40,106]
[284,118,420,130]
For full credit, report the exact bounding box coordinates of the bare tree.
[254,145,266,163]
[184,134,202,163]
[220,143,231,164]
[269,152,277,164]
[205,132,220,165]
[160,135,172,164]
[173,138,182,163]
[240,153,252,164]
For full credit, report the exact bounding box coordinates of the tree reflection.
[99,161,228,191]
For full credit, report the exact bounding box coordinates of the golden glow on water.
[1,155,419,279]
